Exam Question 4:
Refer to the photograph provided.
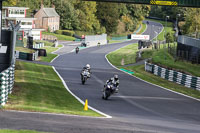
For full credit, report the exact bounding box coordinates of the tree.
[181,8,200,38]
[74,1,103,33]
[3,0,17,6]
[125,4,150,32]
[55,1,80,30]
[96,2,120,34]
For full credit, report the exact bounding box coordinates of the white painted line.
[50,55,60,63]
[52,66,112,118]
[105,46,200,103]
[50,44,64,63]
[5,110,108,119]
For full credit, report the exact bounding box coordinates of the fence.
[33,42,45,49]
[85,34,107,46]
[145,62,200,91]
[0,65,15,107]
[177,35,200,64]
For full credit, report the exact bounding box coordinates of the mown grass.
[42,32,75,41]
[151,48,200,77]
[4,61,101,117]
[0,129,49,133]
[15,47,36,53]
[39,46,60,62]
[106,43,138,66]
[108,40,126,44]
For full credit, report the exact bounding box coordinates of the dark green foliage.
[96,2,120,34]
[55,30,75,36]
[7,0,150,35]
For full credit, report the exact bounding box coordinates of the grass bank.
[106,44,138,66]
[42,32,75,41]
[15,47,36,53]
[39,45,62,62]
[106,43,200,99]
[4,61,101,117]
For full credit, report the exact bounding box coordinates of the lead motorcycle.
[81,69,90,85]
[102,82,117,100]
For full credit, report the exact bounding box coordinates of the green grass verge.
[108,40,126,44]
[0,129,49,133]
[35,40,54,47]
[42,32,75,41]
[145,18,174,41]
[5,61,101,117]
[15,47,36,53]
[106,43,138,66]
[106,43,200,99]
[151,48,200,77]
[39,44,63,63]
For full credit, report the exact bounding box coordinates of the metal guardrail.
[145,62,200,91]
[178,35,200,49]
[0,65,15,107]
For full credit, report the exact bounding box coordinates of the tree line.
[3,0,150,35]
[3,0,200,37]
[150,6,200,38]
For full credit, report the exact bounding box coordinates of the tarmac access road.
[1,21,200,133]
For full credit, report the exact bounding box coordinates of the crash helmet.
[114,75,118,80]
[86,64,90,69]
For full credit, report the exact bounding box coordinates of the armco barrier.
[145,62,200,91]
[0,65,15,107]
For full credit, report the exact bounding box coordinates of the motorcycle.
[75,47,79,54]
[102,82,117,100]
[81,69,89,85]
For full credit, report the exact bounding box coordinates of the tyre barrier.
[0,65,15,107]
[145,62,200,91]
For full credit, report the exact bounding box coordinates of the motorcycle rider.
[105,75,119,93]
[75,46,79,54]
[81,64,91,78]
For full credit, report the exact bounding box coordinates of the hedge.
[55,30,75,36]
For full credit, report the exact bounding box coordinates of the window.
[2,20,6,27]
[20,10,24,14]
[21,22,32,25]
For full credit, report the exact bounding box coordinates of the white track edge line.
[105,49,200,102]
[5,110,107,119]
[52,66,112,118]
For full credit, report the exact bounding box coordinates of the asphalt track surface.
[1,21,200,133]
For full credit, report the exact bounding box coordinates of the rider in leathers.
[81,64,91,78]
[105,75,119,92]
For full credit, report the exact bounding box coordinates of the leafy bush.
[55,30,75,36]
[62,30,75,36]
[55,30,63,35]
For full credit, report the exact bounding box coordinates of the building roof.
[43,8,59,17]
[3,7,29,10]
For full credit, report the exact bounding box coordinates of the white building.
[2,7,44,40]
